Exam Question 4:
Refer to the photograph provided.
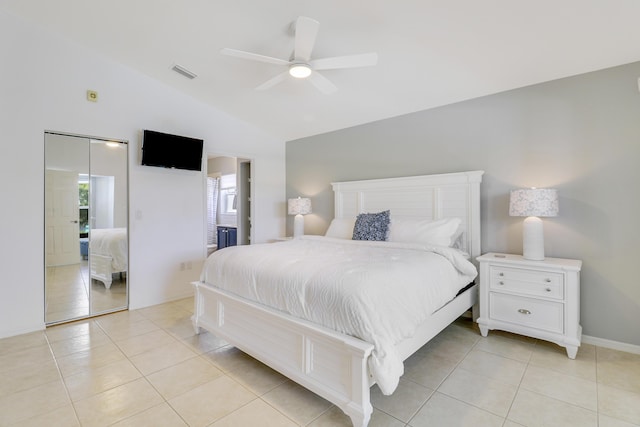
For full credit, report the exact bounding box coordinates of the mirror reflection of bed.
[44,132,128,325]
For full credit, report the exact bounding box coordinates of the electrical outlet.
[180,262,185,271]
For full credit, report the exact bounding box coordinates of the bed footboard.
[192,281,375,427]
[90,253,113,289]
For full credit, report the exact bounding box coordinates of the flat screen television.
[141,130,204,171]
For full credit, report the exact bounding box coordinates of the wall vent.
[171,64,197,79]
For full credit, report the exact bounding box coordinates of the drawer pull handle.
[499,273,504,277]
[545,287,551,292]
[499,281,504,285]
[545,278,551,283]
[518,309,532,315]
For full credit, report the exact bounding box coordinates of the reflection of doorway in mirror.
[45,170,81,266]
[90,175,115,229]
[45,169,90,323]
[79,177,89,239]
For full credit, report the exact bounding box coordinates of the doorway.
[205,155,252,255]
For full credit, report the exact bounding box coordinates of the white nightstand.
[476,253,582,359]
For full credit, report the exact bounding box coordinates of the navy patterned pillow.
[352,210,390,241]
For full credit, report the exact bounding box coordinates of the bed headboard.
[331,171,484,259]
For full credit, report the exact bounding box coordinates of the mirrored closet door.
[44,132,128,325]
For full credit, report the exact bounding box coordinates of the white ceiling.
[4,0,640,141]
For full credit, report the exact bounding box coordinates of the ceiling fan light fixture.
[289,63,312,79]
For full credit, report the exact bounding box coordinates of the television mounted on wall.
[141,130,204,171]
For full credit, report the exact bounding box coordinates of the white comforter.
[90,228,128,271]
[200,235,477,395]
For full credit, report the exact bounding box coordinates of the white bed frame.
[192,170,484,427]
[90,253,116,289]
[91,253,127,289]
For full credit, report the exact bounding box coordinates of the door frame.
[44,130,129,326]
[203,153,254,258]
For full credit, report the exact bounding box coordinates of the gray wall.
[286,61,640,347]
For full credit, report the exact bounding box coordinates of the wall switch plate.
[86,90,98,102]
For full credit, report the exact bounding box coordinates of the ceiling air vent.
[171,64,197,80]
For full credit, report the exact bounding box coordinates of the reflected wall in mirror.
[44,132,128,325]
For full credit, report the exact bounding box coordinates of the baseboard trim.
[582,334,640,355]
[0,322,45,340]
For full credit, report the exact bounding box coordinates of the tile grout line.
[499,337,538,427]
[94,309,195,427]
[51,312,178,426]
[515,340,603,425]
[403,331,482,425]
[43,330,84,427]
[66,316,146,426]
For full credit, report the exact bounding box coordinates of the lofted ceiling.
[4,0,640,141]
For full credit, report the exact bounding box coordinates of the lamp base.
[522,216,544,260]
[293,214,305,238]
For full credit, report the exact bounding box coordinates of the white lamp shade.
[288,197,312,215]
[509,188,558,261]
[509,188,558,217]
[288,197,311,238]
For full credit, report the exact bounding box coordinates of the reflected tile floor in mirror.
[90,273,127,314]
[46,261,126,324]
[3,297,640,426]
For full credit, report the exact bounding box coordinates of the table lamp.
[288,197,312,238]
[509,188,559,260]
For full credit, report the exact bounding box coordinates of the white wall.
[0,10,286,339]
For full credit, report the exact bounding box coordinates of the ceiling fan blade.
[255,71,289,91]
[294,16,320,62]
[310,52,378,70]
[220,48,290,66]
[308,71,337,94]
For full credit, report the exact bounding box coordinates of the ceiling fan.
[221,16,378,94]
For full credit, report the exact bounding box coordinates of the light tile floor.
[1,297,639,426]
[46,262,127,324]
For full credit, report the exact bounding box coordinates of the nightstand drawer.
[489,292,564,334]
[490,266,564,299]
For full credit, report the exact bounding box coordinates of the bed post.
[465,170,483,263]
[191,281,203,334]
[342,347,373,427]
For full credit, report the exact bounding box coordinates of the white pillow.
[325,217,356,239]
[388,217,462,247]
